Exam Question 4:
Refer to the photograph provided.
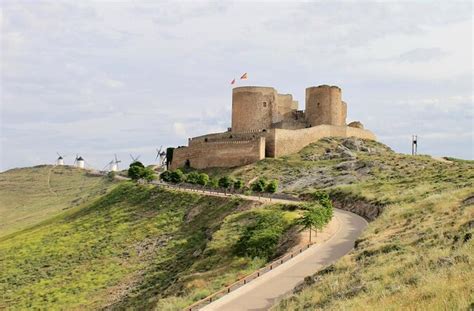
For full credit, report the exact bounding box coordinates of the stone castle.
[170,85,376,169]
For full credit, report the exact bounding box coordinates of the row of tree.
[159,169,279,193]
[297,191,334,243]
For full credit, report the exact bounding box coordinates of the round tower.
[305,85,344,126]
[231,86,276,132]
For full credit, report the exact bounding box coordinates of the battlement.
[171,84,376,169]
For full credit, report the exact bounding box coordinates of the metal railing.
[184,243,314,311]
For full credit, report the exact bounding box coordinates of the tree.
[266,180,278,193]
[170,169,185,183]
[218,176,232,194]
[128,163,156,182]
[234,179,244,191]
[197,173,210,187]
[128,165,144,181]
[210,177,219,189]
[297,209,318,243]
[130,161,145,168]
[251,177,267,193]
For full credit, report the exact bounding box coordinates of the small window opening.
[204,138,208,142]
[263,102,267,107]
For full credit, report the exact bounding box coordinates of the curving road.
[201,208,368,311]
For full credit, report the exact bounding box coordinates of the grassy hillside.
[199,137,474,310]
[0,182,303,310]
[0,165,115,237]
[1,137,472,310]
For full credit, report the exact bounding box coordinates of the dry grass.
[0,165,114,237]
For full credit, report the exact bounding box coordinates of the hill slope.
[0,181,305,310]
[200,137,473,310]
[0,165,115,237]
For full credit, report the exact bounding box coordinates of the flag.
[240,72,248,80]
[231,78,236,85]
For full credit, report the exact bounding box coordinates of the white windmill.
[74,154,85,169]
[56,152,65,166]
[155,146,167,169]
[110,154,121,172]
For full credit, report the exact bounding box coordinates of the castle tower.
[305,85,345,126]
[231,87,276,132]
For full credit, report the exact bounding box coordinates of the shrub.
[130,161,145,168]
[197,173,209,186]
[141,168,156,182]
[218,176,232,190]
[251,177,267,192]
[234,179,244,191]
[266,180,278,193]
[186,171,201,184]
[128,165,144,181]
[234,211,288,260]
[210,177,219,188]
[106,171,116,181]
[170,169,185,183]
[160,170,172,182]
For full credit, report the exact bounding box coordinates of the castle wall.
[188,131,264,146]
[273,94,295,123]
[267,125,376,158]
[232,87,276,132]
[341,101,347,125]
[305,85,345,126]
[170,137,265,170]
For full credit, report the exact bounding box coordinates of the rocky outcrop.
[330,193,385,221]
[348,121,364,129]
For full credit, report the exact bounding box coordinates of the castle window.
[317,102,320,106]
[229,135,233,138]
[263,102,267,107]
[204,138,208,142]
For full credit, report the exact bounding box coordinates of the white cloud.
[1,1,473,171]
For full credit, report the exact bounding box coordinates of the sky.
[1,0,473,171]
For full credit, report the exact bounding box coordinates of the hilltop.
[0,138,472,310]
[0,165,115,237]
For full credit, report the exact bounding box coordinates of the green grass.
[2,138,472,310]
[0,165,115,237]
[0,182,302,310]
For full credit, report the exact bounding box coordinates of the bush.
[197,173,209,186]
[234,179,244,191]
[251,177,267,192]
[128,164,156,182]
[160,170,172,182]
[128,165,143,181]
[210,177,219,188]
[186,171,201,184]
[130,161,145,168]
[218,176,232,190]
[266,180,278,193]
[170,169,185,183]
[234,211,288,260]
[141,168,156,182]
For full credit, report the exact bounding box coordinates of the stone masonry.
[170,85,376,169]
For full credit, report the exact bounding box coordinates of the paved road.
[201,208,368,311]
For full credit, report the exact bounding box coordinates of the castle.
[170,85,376,170]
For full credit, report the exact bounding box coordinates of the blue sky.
[1,1,473,171]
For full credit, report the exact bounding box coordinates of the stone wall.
[267,125,376,158]
[188,130,264,146]
[170,137,265,170]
